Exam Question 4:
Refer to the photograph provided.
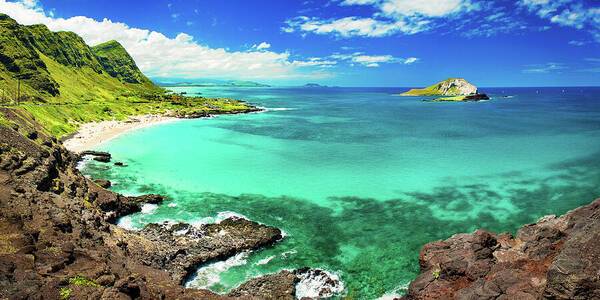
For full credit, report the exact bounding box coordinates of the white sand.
[63,115,179,153]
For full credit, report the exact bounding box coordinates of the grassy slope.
[0,14,256,139]
[432,95,468,101]
[401,78,464,96]
[18,54,253,137]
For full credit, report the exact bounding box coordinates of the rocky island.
[401,78,490,102]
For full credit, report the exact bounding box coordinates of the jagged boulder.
[402,199,600,300]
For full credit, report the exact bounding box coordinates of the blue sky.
[1,0,599,86]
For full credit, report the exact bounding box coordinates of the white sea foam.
[141,203,158,214]
[280,249,297,259]
[268,107,295,111]
[295,269,345,299]
[279,229,288,239]
[255,255,276,266]
[216,211,248,222]
[117,216,137,231]
[167,202,178,208]
[189,217,215,228]
[377,282,410,300]
[185,251,249,289]
[188,211,248,228]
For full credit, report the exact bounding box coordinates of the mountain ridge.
[0,13,157,101]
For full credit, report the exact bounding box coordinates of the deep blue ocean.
[83,86,600,298]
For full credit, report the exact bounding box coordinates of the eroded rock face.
[128,219,282,283]
[436,78,478,96]
[402,199,600,300]
[227,268,345,300]
[229,270,298,299]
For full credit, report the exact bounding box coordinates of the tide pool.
[83,86,600,298]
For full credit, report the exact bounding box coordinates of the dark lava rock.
[132,217,283,283]
[80,150,111,159]
[228,268,344,299]
[93,156,110,163]
[26,130,38,140]
[79,150,111,163]
[229,270,298,299]
[401,199,600,300]
[114,161,126,167]
[93,178,111,188]
[464,93,490,101]
[90,187,165,223]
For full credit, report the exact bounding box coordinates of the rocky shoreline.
[0,108,341,299]
[401,198,600,299]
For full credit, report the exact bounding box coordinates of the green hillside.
[0,13,256,138]
[92,40,154,85]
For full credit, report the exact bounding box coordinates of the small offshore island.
[401,78,490,102]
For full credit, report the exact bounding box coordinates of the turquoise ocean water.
[82,87,600,298]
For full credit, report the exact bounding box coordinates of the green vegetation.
[92,40,153,85]
[68,275,100,287]
[59,287,72,300]
[432,269,441,280]
[400,78,476,96]
[433,95,467,101]
[0,113,9,126]
[0,13,257,138]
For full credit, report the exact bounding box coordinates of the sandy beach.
[63,114,179,153]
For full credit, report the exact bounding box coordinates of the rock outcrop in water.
[402,198,600,299]
[401,78,489,101]
[0,108,341,299]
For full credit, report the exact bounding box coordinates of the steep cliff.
[92,40,152,85]
[0,13,159,101]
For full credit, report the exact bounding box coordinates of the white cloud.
[519,0,600,42]
[340,0,378,6]
[352,54,394,67]
[379,0,473,18]
[284,16,428,37]
[0,0,331,81]
[522,62,567,73]
[330,52,417,67]
[252,42,271,50]
[291,57,338,67]
[284,0,478,38]
[403,57,418,64]
[568,40,588,46]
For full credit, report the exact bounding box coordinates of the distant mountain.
[401,78,478,96]
[304,83,326,87]
[0,13,159,102]
[157,79,270,87]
